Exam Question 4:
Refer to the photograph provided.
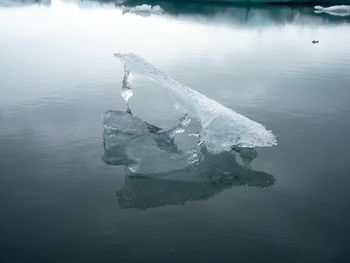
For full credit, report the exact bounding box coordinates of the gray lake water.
[1,1,350,262]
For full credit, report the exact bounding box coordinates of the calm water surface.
[1,1,350,262]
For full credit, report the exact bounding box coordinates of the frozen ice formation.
[114,53,277,153]
[121,68,134,104]
[102,110,274,197]
[314,5,350,16]
[101,111,274,207]
[107,53,277,177]
[121,4,164,16]
[102,110,192,176]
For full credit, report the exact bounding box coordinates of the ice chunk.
[114,53,277,153]
[102,110,268,176]
[121,4,164,16]
[102,110,191,175]
[314,5,350,16]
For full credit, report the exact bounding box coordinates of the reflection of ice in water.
[314,5,350,16]
[115,53,277,154]
[116,161,275,209]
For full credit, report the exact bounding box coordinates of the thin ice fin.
[121,68,134,103]
[114,53,277,153]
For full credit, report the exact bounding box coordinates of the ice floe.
[121,4,164,16]
[314,5,350,16]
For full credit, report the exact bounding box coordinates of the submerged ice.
[102,110,192,176]
[114,53,277,153]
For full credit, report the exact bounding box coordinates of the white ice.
[114,53,277,153]
[314,5,350,16]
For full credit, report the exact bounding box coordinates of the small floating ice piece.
[121,4,164,16]
[0,0,51,7]
[114,53,277,153]
[314,5,350,16]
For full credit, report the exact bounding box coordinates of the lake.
[1,0,350,262]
